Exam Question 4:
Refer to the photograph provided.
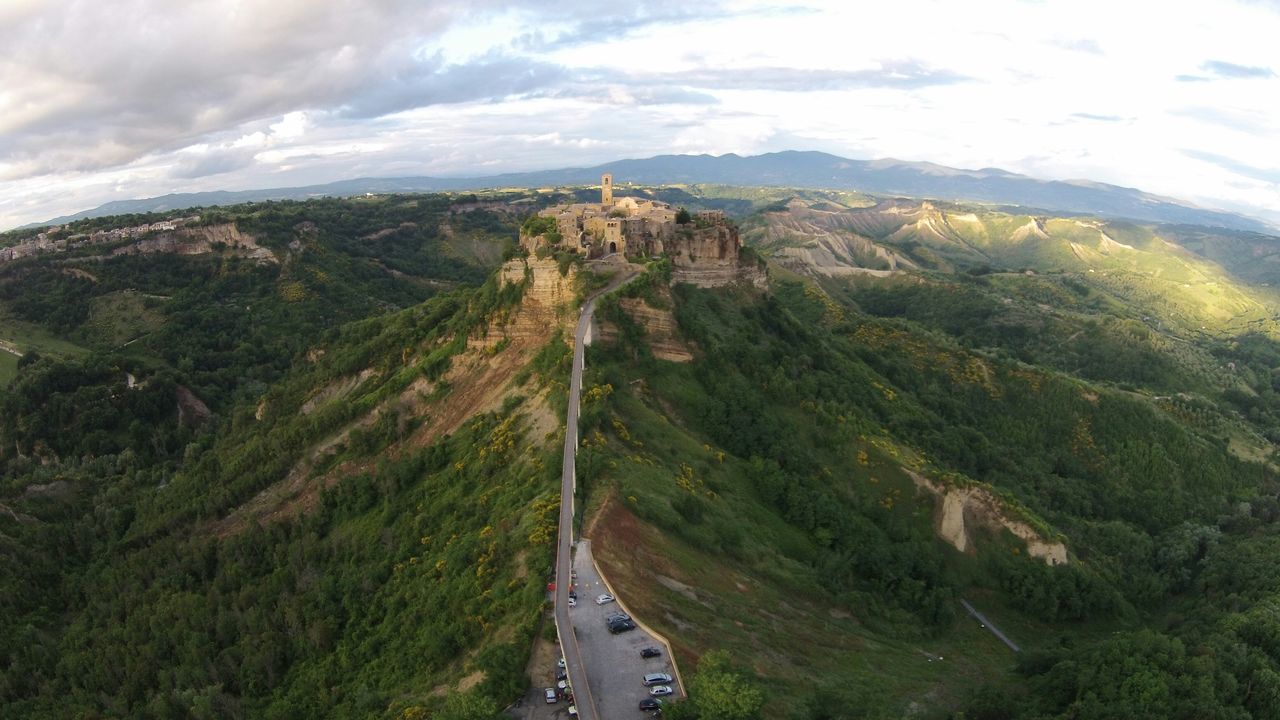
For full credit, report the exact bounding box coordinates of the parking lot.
[571,539,683,717]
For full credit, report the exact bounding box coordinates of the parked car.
[608,621,636,634]
[595,593,615,605]
[643,673,673,686]
[569,589,578,600]
[567,597,577,608]
[556,669,568,681]
[606,611,631,622]
[557,658,566,669]
[650,685,674,697]
[639,698,664,711]
[544,688,557,704]
[568,705,578,717]
[557,680,570,693]
[640,647,662,658]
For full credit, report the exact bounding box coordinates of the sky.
[1,0,1278,230]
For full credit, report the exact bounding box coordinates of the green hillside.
[4,188,1280,719]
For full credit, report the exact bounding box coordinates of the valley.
[2,184,1280,720]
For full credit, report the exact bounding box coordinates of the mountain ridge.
[21,150,1274,234]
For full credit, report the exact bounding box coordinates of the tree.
[668,650,765,720]
[676,208,692,225]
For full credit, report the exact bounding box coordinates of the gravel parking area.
[571,540,683,717]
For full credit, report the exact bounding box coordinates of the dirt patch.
[522,390,560,447]
[61,267,99,282]
[656,575,701,603]
[430,670,486,697]
[20,480,75,501]
[300,368,377,415]
[908,470,1067,565]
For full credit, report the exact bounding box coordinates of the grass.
[80,291,167,349]
[0,350,18,386]
[579,363,1058,717]
[0,307,91,360]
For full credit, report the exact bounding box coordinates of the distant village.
[0,216,200,264]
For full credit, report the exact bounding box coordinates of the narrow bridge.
[553,265,636,720]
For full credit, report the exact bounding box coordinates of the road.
[573,540,683,718]
[960,598,1021,653]
[554,264,637,720]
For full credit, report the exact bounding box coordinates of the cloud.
[170,147,258,179]
[1201,60,1276,78]
[1176,60,1274,82]
[1183,149,1280,184]
[1172,106,1276,134]
[1070,113,1126,122]
[338,53,572,118]
[2,0,1280,231]
[620,60,969,92]
[1054,37,1103,54]
[0,1,497,174]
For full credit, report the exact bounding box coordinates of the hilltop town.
[521,174,764,287]
[0,217,200,263]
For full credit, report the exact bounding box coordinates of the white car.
[544,688,557,704]
[595,593,615,605]
[567,597,577,608]
[650,685,674,697]
[557,658,566,669]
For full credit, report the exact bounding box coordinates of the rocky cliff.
[910,471,1067,565]
[485,256,579,346]
[669,225,766,288]
[111,223,277,264]
[595,286,694,363]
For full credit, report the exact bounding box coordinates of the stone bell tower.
[601,173,613,205]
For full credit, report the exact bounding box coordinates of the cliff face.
[669,225,766,289]
[910,471,1068,566]
[486,256,579,346]
[595,286,694,363]
[111,223,277,264]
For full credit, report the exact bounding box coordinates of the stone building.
[529,174,678,258]
[519,173,764,288]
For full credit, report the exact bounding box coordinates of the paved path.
[960,598,1020,653]
[573,540,683,718]
[554,266,637,720]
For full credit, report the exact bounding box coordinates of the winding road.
[554,264,636,720]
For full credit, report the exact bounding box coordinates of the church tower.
[601,173,613,205]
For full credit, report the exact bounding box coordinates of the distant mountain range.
[29,150,1275,233]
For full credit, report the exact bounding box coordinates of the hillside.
[25,151,1272,234]
[571,197,1280,717]
[5,188,1280,719]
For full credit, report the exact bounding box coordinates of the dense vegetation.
[0,195,557,718]
[6,186,1280,719]
[576,196,1280,717]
